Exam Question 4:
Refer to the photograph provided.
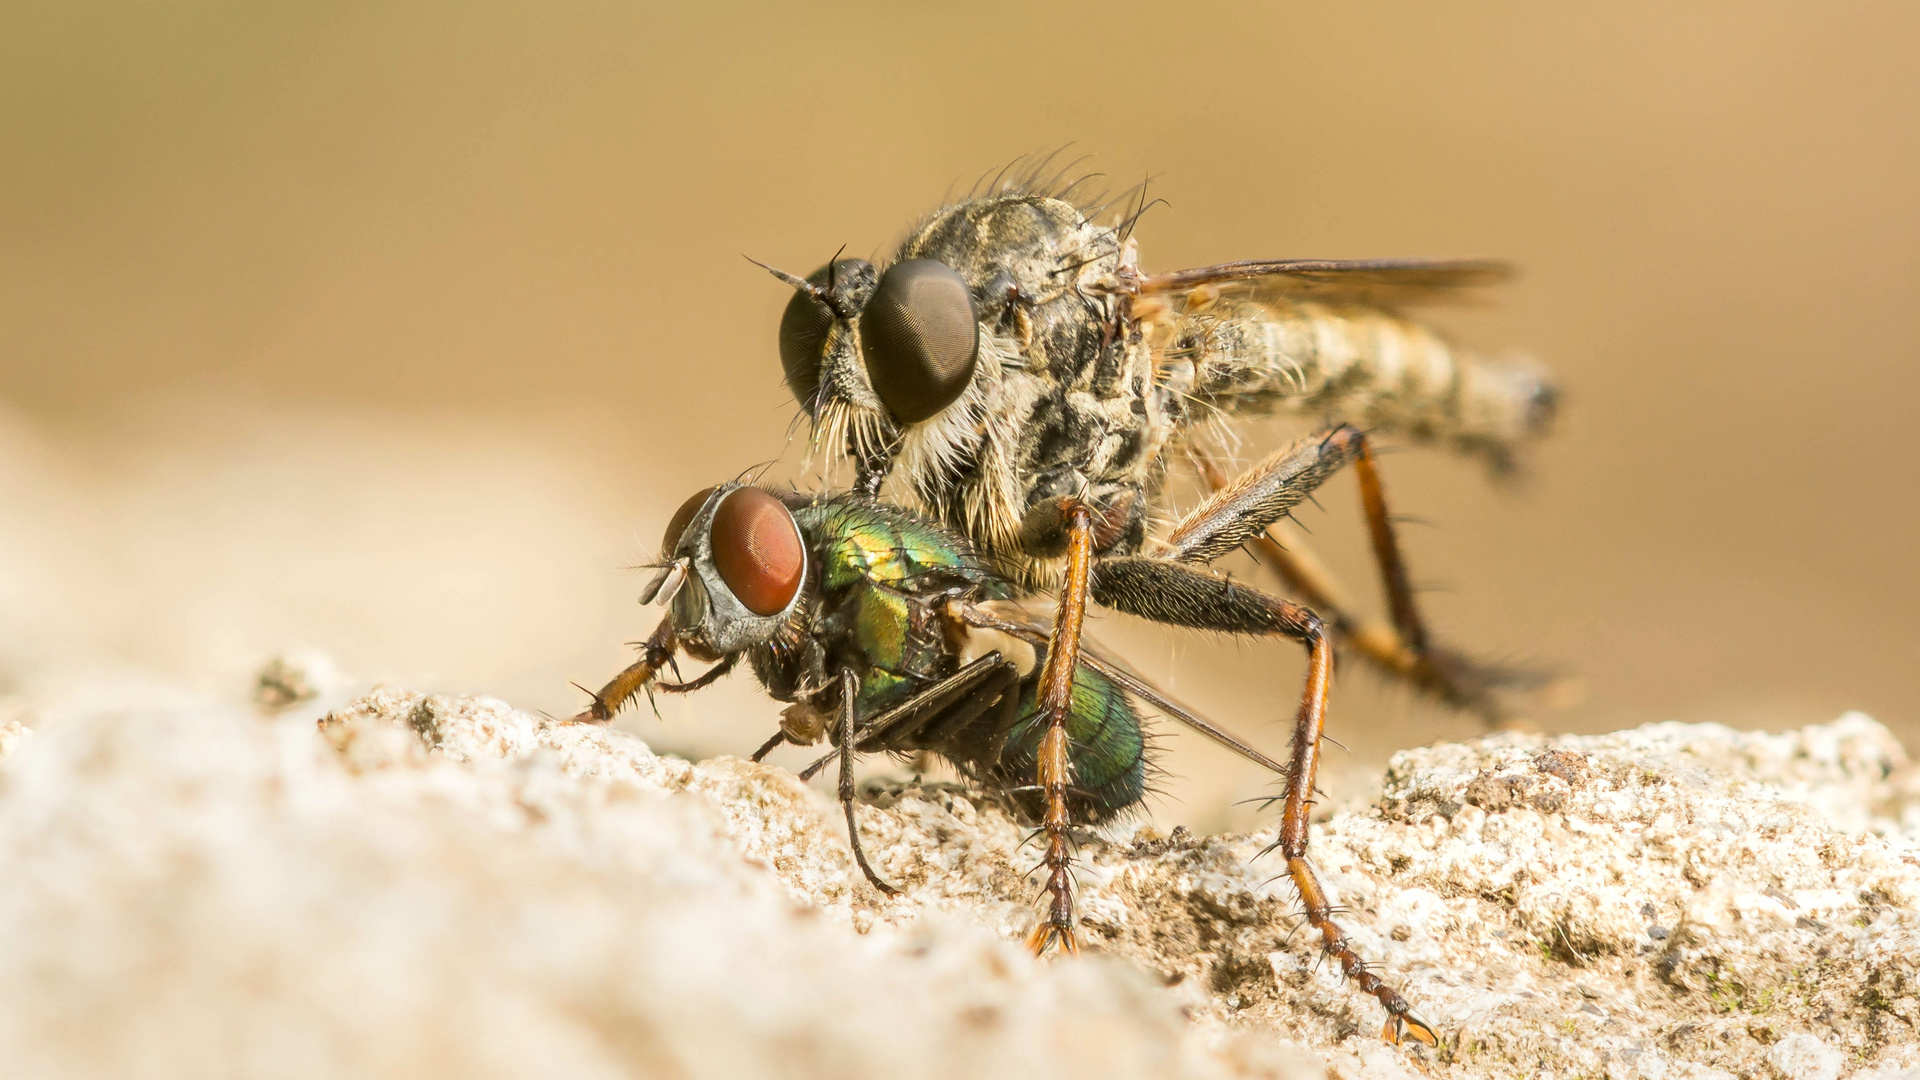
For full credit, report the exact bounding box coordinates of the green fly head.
[651,483,809,660]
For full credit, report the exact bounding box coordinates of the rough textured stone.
[0,677,1914,1079]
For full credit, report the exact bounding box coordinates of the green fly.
[573,482,1285,931]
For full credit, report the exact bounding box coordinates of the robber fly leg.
[835,668,900,896]
[1185,428,1517,724]
[570,616,677,723]
[1088,557,1434,1046]
[1022,498,1095,957]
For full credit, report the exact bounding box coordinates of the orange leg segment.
[1023,499,1094,956]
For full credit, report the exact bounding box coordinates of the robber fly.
[747,165,1552,1028]
[760,163,1556,720]
[574,479,1436,1046]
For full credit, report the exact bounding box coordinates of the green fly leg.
[572,616,677,723]
[836,668,900,896]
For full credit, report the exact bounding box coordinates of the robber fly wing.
[957,600,1287,777]
[1135,257,1514,308]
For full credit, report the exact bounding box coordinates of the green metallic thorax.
[752,494,1145,822]
[797,497,1008,715]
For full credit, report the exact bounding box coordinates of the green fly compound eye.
[707,487,805,617]
[662,486,719,560]
[859,259,979,423]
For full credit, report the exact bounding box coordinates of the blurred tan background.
[2,3,1915,828]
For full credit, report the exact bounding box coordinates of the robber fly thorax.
[768,177,1554,596]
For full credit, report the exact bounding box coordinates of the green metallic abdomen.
[995,664,1148,824]
[795,497,1008,719]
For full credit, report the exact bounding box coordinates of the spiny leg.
[750,730,789,762]
[1186,431,1515,723]
[1190,443,1351,612]
[835,667,900,896]
[1350,434,1426,653]
[655,654,739,695]
[1350,437,1547,722]
[949,598,1289,777]
[1023,498,1094,956]
[1089,557,1434,1046]
[570,616,677,723]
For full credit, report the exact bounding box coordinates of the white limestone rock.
[0,680,1913,1080]
[0,685,1307,1080]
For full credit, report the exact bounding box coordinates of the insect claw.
[1023,920,1079,956]
[565,682,605,724]
[1021,922,1049,953]
[1386,1011,1440,1047]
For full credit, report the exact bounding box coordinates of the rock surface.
[0,679,1915,1079]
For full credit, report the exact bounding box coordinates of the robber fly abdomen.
[1160,292,1556,472]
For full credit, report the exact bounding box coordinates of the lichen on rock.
[0,679,1914,1079]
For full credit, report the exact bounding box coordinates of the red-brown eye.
[662,486,718,559]
[709,488,805,616]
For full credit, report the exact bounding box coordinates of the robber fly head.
[758,252,982,466]
[649,483,809,660]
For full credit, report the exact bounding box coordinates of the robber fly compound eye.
[777,258,876,413]
[859,258,979,424]
[706,487,806,617]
